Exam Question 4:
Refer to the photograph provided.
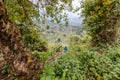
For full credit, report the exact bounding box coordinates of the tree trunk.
[0,0,42,79]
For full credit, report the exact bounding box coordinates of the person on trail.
[64,46,68,52]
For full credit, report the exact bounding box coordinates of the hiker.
[64,46,68,52]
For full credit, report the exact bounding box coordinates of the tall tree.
[81,0,120,45]
[0,0,42,79]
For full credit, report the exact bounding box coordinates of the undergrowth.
[39,44,120,80]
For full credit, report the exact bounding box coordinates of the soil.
[48,51,65,62]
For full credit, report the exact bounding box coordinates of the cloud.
[72,0,81,8]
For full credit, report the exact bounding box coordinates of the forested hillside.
[0,0,120,80]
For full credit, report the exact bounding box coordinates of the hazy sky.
[32,0,83,26]
[67,0,82,26]
[72,0,81,8]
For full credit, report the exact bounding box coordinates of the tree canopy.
[4,0,73,27]
[81,0,120,45]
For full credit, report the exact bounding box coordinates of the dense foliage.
[4,0,39,27]
[81,0,120,44]
[0,0,120,80]
[23,27,48,52]
[4,0,73,27]
[39,44,120,80]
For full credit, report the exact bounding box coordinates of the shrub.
[68,34,92,49]
[49,44,120,80]
[51,44,63,53]
[53,54,81,80]
[32,51,52,65]
[2,62,10,75]
[68,35,81,47]
[23,27,48,52]
[81,0,120,44]
[72,44,120,80]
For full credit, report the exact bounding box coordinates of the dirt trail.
[48,51,65,62]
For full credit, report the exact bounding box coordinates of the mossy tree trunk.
[0,0,42,79]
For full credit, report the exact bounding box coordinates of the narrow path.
[48,51,65,62]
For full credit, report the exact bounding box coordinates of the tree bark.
[0,0,42,79]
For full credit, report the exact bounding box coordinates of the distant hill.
[38,12,83,44]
